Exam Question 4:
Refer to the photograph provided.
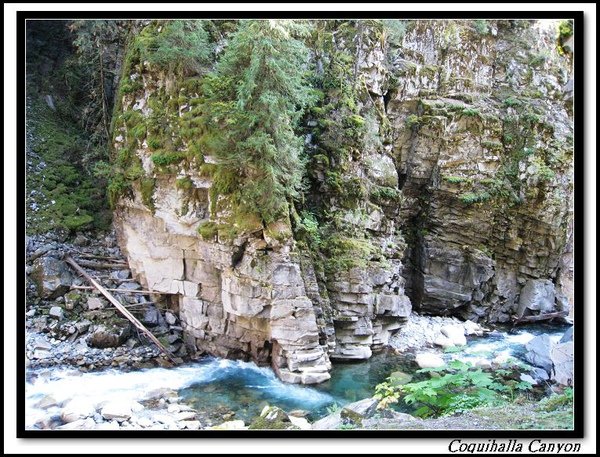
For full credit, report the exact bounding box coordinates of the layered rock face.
[112,19,574,383]
[115,194,332,384]
[383,20,574,322]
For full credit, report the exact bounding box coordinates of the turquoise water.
[26,323,571,427]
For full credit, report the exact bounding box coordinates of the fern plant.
[374,360,533,418]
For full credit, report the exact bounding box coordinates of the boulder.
[559,327,574,343]
[440,325,467,346]
[87,323,130,348]
[551,341,574,386]
[415,352,445,369]
[248,405,296,430]
[61,398,96,423]
[340,398,378,425]
[57,418,96,430]
[30,257,73,299]
[463,320,485,336]
[517,279,556,317]
[210,420,247,430]
[101,402,132,422]
[525,334,554,373]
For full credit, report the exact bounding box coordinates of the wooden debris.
[70,285,158,295]
[72,259,129,269]
[513,311,569,325]
[65,255,177,363]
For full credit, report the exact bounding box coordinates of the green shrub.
[370,185,401,203]
[443,175,470,184]
[459,191,491,204]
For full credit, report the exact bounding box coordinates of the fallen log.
[513,311,569,325]
[70,285,157,295]
[65,255,177,363]
[73,259,129,270]
[75,252,126,262]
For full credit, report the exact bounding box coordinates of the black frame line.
[16,9,584,439]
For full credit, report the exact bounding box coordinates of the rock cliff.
[111,19,574,383]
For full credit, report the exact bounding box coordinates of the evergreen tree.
[200,20,314,225]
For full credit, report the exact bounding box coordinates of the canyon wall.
[112,19,574,383]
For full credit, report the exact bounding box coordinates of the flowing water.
[25,323,570,427]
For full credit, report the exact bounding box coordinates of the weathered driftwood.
[73,258,129,269]
[513,311,569,325]
[75,252,125,262]
[70,285,157,295]
[65,255,177,363]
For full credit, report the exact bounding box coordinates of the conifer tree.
[200,20,314,224]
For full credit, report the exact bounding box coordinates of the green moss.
[503,97,523,108]
[346,114,365,128]
[405,114,422,128]
[63,214,94,231]
[140,178,156,211]
[443,175,471,184]
[481,140,503,152]
[197,220,219,239]
[461,107,480,117]
[322,235,381,273]
[176,176,194,190]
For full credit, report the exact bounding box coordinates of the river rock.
[57,418,96,430]
[517,279,556,317]
[440,325,467,346]
[529,366,550,382]
[35,395,59,409]
[87,296,107,310]
[173,411,196,421]
[416,352,445,369]
[434,335,454,348]
[49,306,64,320]
[110,269,131,280]
[210,420,247,430]
[288,416,311,430]
[340,397,378,425]
[61,398,96,423]
[463,320,484,336]
[559,327,574,343]
[519,374,538,385]
[551,341,574,386]
[101,402,132,421]
[525,334,554,373]
[180,420,201,430]
[165,312,177,326]
[30,256,73,299]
